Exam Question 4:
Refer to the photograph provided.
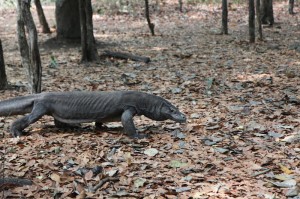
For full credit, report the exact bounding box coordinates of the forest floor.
[0,1,300,198]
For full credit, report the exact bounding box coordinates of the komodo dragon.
[0,91,186,138]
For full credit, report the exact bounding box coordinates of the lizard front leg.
[121,108,147,139]
[10,101,48,137]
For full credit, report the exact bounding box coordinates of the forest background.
[0,0,300,198]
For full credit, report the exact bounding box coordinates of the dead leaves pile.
[1,1,300,198]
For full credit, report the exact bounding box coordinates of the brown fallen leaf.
[50,173,61,183]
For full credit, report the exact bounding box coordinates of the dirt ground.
[0,1,300,198]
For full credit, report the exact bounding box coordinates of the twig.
[1,117,6,198]
[91,177,119,192]
[251,168,270,177]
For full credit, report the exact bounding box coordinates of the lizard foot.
[10,128,24,137]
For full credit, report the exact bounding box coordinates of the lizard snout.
[172,112,187,123]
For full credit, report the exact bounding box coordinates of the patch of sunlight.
[236,73,271,82]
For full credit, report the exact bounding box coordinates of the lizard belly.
[47,95,124,124]
[97,115,122,123]
[52,113,122,124]
[52,114,95,124]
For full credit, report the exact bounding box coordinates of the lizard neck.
[139,94,166,121]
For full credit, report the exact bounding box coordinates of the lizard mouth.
[171,113,187,123]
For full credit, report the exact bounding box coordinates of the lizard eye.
[170,108,176,113]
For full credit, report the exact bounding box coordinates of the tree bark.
[178,0,183,12]
[256,0,263,40]
[222,0,228,34]
[260,0,274,25]
[34,0,51,33]
[78,0,98,62]
[145,0,155,36]
[85,0,97,61]
[56,0,81,39]
[288,0,294,15]
[17,0,42,93]
[249,0,255,43]
[0,39,7,90]
[79,0,87,61]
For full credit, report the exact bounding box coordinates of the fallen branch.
[0,178,32,190]
[251,169,270,177]
[102,51,150,63]
[91,177,119,192]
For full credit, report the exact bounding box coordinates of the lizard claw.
[10,128,24,137]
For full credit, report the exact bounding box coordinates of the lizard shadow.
[32,123,162,138]
[35,123,127,137]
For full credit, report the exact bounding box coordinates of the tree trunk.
[78,0,98,62]
[17,0,42,93]
[34,0,51,33]
[145,0,155,36]
[249,0,255,43]
[222,0,228,35]
[56,0,81,39]
[79,0,87,62]
[260,0,274,25]
[256,0,263,40]
[288,0,294,15]
[178,0,183,12]
[0,39,7,90]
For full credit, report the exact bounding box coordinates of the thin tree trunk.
[78,0,98,62]
[85,0,97,61]
[268,0,274,25]
[288,0,294,14]
[145,0,155,36]
[260,0,274,25]
[222,0,228,34]
[0,39,7,90]
[79,0,88,61]
[17,0,42,93]
[34,0,51,33]
[249,0,255,43]
[17,2,32,91]
[178,0,183,12]
[256,0,263,40]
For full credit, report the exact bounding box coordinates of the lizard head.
[160,103,187,123]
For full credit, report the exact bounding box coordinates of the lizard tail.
[0,94,40,116]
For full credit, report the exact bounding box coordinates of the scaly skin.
[0,91,186,138]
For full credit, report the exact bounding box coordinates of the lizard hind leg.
[10,102,48,137]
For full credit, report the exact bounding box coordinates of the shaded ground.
[0,1,300,198]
